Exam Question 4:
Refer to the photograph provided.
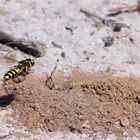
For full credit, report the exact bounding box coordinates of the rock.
[82,120,90,129]
[120,117,130,127]
[136,96,140,104]
[102,36,114,47]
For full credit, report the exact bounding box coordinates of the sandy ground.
[0,0,140,76]
[0,72,140,139]
[0,0,140,139]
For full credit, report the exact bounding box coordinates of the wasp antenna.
[37,54,45,58]
[33,57,38,60]
[33,54,44,60]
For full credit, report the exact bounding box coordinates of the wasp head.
[30,59,35,66]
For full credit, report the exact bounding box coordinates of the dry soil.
[0,71,140,138]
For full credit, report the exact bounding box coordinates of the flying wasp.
[3,58,35,83]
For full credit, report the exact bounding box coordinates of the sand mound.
[1,71,140,137]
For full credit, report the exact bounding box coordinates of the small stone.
[102,36,114,47]
[113,23,125,32]
[61,52,65,59]
[136,96,140,104]
[82,120,90,129]
[120,117,130,127]
[123,131,129,136]
[53,84,59,90]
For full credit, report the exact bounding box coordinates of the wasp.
[3,58,35,82]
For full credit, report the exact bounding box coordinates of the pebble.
[102,36,114,47]
[82,120,90,129]
[120,117,130,127]
[136,96,140,104]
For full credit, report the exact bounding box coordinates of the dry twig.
[80,9,105,24]
[107,1,140,16]
[0,31,44,57]
[80,9,129,31]
[45,66,57,90]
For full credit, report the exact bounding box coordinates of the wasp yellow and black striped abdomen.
[3,67,22,81]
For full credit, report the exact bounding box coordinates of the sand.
[0,71,139,139]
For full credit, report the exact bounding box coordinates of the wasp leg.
[13,76,22,83]
[22,70,29,76]
[13,68,30,83]
[23,67,30,74]
[13,75,26,83]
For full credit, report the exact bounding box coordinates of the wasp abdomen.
[3,67,22,81]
